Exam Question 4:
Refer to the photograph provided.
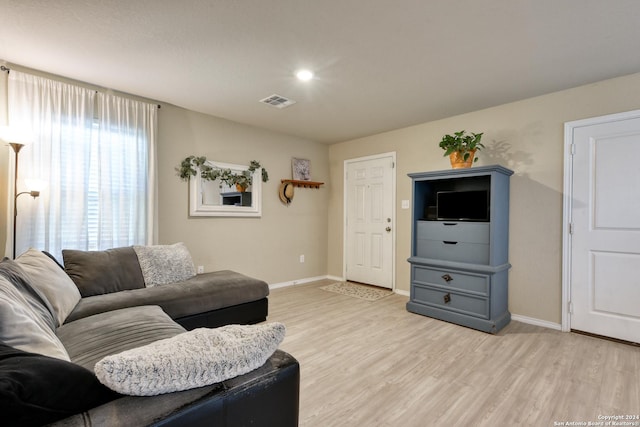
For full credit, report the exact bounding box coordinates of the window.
[8,70,157,259]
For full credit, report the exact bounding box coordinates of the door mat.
[320,282,393,301]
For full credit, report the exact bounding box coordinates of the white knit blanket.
[94,322,286,396]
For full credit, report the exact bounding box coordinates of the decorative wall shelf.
[281,179,324,189]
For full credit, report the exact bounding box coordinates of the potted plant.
[439,130,484,169]
[177,157,269,191]
[224,168,252,192]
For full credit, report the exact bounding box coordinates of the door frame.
[562,109,640,333]
[343,152,397,290]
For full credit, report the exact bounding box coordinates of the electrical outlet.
[197,265,204,274]
[299,254,305,263]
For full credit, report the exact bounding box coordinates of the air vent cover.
[259,94,296,109]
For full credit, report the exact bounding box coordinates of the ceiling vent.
[259,94,296,109]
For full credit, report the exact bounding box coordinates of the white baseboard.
[394,289,410,297]
[511,314,562,331]
[269,275,334,290]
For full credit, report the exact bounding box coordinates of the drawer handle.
[443,293,451,304]
[441,274,453,283]
[443,241,458,245]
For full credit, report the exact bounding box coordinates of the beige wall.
[157,103,329,284]
[328,72,640,324]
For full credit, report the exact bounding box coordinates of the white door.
[345,154,395,289]
[568,112,640,343]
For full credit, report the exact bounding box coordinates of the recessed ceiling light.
[295,69,314,81]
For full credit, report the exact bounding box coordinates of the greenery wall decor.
[177,156,269,190]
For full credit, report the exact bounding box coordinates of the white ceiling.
[2,0,640,144]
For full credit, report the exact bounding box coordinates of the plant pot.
[449,149,476,169]
[236,184,248,192]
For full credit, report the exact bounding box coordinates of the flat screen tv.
[437,190,489,221]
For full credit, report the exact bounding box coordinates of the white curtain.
[7,71,157,259]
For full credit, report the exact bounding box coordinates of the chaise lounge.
[61,244,270,329]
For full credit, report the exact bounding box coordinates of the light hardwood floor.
[266,280,640,427]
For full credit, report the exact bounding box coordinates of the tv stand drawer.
[417,221,489,244]
[411,284,489,319]
[416,239,489,264]
[413,266,489,295]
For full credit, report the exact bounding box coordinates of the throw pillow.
[0,258,57,329]
[0,274,70,361]
[16,248,81,326]
[42,250,65,270]
[133,242,196,287]
[0,342,119,427]
[95,322,286,396]
[62,247,146,297]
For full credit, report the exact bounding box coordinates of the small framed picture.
[292,158,311,181]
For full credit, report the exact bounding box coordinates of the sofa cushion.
[133,242,196,286]
[0,342,118,427]
[16,248,81,326]
[94,322,286,396]
[57,305,186,370]
[65,270,270,323]
[62,247,145,297]
[0,260,69,361]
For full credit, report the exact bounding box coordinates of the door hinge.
[570,143,576,156]
[568,301,573,314]
[569,222,574,234]
[392,161,395,168]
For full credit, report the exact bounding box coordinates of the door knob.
[385,226,391,232]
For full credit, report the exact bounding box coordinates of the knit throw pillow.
[133,243,196,286]
[94,322,285,396]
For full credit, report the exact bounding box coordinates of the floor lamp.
[9,142,40,259]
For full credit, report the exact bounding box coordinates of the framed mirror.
[189,160,262,217]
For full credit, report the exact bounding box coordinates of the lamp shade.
[24,178,46,193]
[0,125,33,145]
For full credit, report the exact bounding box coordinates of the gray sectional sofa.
[61,245,270,329]
[0,245,299,427]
